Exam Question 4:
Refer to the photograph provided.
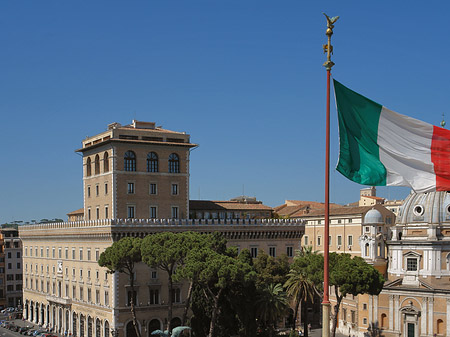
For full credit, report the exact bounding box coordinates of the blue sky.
[0,1,446,223]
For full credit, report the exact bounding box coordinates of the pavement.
[308,328,347,337]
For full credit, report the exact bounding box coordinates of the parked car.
[19,327,32,334]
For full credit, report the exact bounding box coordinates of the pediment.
[403,251,421,258]
[383,278,435,290]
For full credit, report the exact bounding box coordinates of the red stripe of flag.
[431,125,450,191]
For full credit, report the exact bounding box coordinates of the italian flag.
[334,79,450,193]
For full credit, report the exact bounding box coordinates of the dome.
[397,191,450,224]
[364,208,383,224]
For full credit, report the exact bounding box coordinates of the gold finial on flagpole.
[323,13,339,70]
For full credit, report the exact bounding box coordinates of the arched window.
[365,243,370,257]
[148,319,160,335]
[94,155,100,175]
[381,313,387,328]
[147,152,158,172]
[126,321,138,337]
[168,153,180,173]
[104,320,109,337]
[103,152,109,173]
[86,158,92,177]
[437,319,444,334]
[124,151,136,171]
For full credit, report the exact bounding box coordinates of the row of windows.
[126,205,179,219]
[24,246,100,261]
[25,279,110,306]
[127,182,179,195]
[304,234,353,247]
[126,288,181,306]
[87,183,108,197]
[26,263,108,281]
[124,151,180,173]
[86,152,109,177]
[248,246,294,259]
[5,252,21,259]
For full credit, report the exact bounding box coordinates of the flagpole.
[322,13,338,337]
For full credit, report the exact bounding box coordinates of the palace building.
[20,120,304,337]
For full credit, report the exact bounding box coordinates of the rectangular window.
[171,184,178,195]
[52,247,55,258]
[72,248,75,260]
[105,183,108,195]
[150,289,159,304]
[105,291,109,306]
[95,250,100,261]
[87,186,91,198]
[149,183,157,195]
[337,235,342,246]
[250,247,258,258]
[172,288,181,303]
[171,206,178,219]
[105,206,109,219]
[407,258,418,271]
[128,206,135,219]
[304,235,309,246]
[88,208,91,220]
[286,246,293,257]
[150,206,157,219]
[79,249,83,261]
[96,290,100,304]
[329,236,332,246]
[348,235,353,246]
[87,250,91,261]
[363,303,367,310]
[96,185,99,196]
[127,182,135,194]
[365,226,370,233]
[96,207,99,219]
[58,248,62,258]
[73,286,76,298]
[151,270,157,279]
[65,248,68,259]
[317,236,322,246]
[269,246,276,257]
[80,287,84,301]
[87,288,92,302]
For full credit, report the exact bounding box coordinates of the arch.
[80,314,85,337]
[35,304,39,324]
[96,318,101,337]
[59,307,63,333]
[148,319,161,336]
[126,321,138,337]
[40,304,45,326]
[124,151,136,171]
[86,158,92,177]
[168,153,180,173]
[381,313,387,328]
[73,312,78,337]
[95,155,100,175]
[104,320,110,337]
[66,310,70,335]
[147,152,158,173]
[88,316,93,337]
[437,319,444,335]
[170,317,181,329]
[103,152,109,173]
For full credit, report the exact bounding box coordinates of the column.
[394,295,400,332]
[446,299,450,337]
[389,295,394,331]
[373,296,378,328]
[369,296,373,325]
[421,298,427,335]
[428,298,434,336]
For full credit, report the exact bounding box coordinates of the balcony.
[46,295,72,305]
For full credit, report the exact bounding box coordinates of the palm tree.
[255,283,289,336]
[284,269,317,337]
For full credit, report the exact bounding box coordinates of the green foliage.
[329,253,385,297]
[98,236,142,275]
[254,251,290,288]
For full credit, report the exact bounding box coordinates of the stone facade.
[20,218,304,337]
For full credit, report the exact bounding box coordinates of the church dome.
[397,191,450,224]
[364,208,383,224]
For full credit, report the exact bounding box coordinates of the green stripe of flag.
[334,79,387,186]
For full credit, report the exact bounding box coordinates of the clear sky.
[1,1,447,223]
